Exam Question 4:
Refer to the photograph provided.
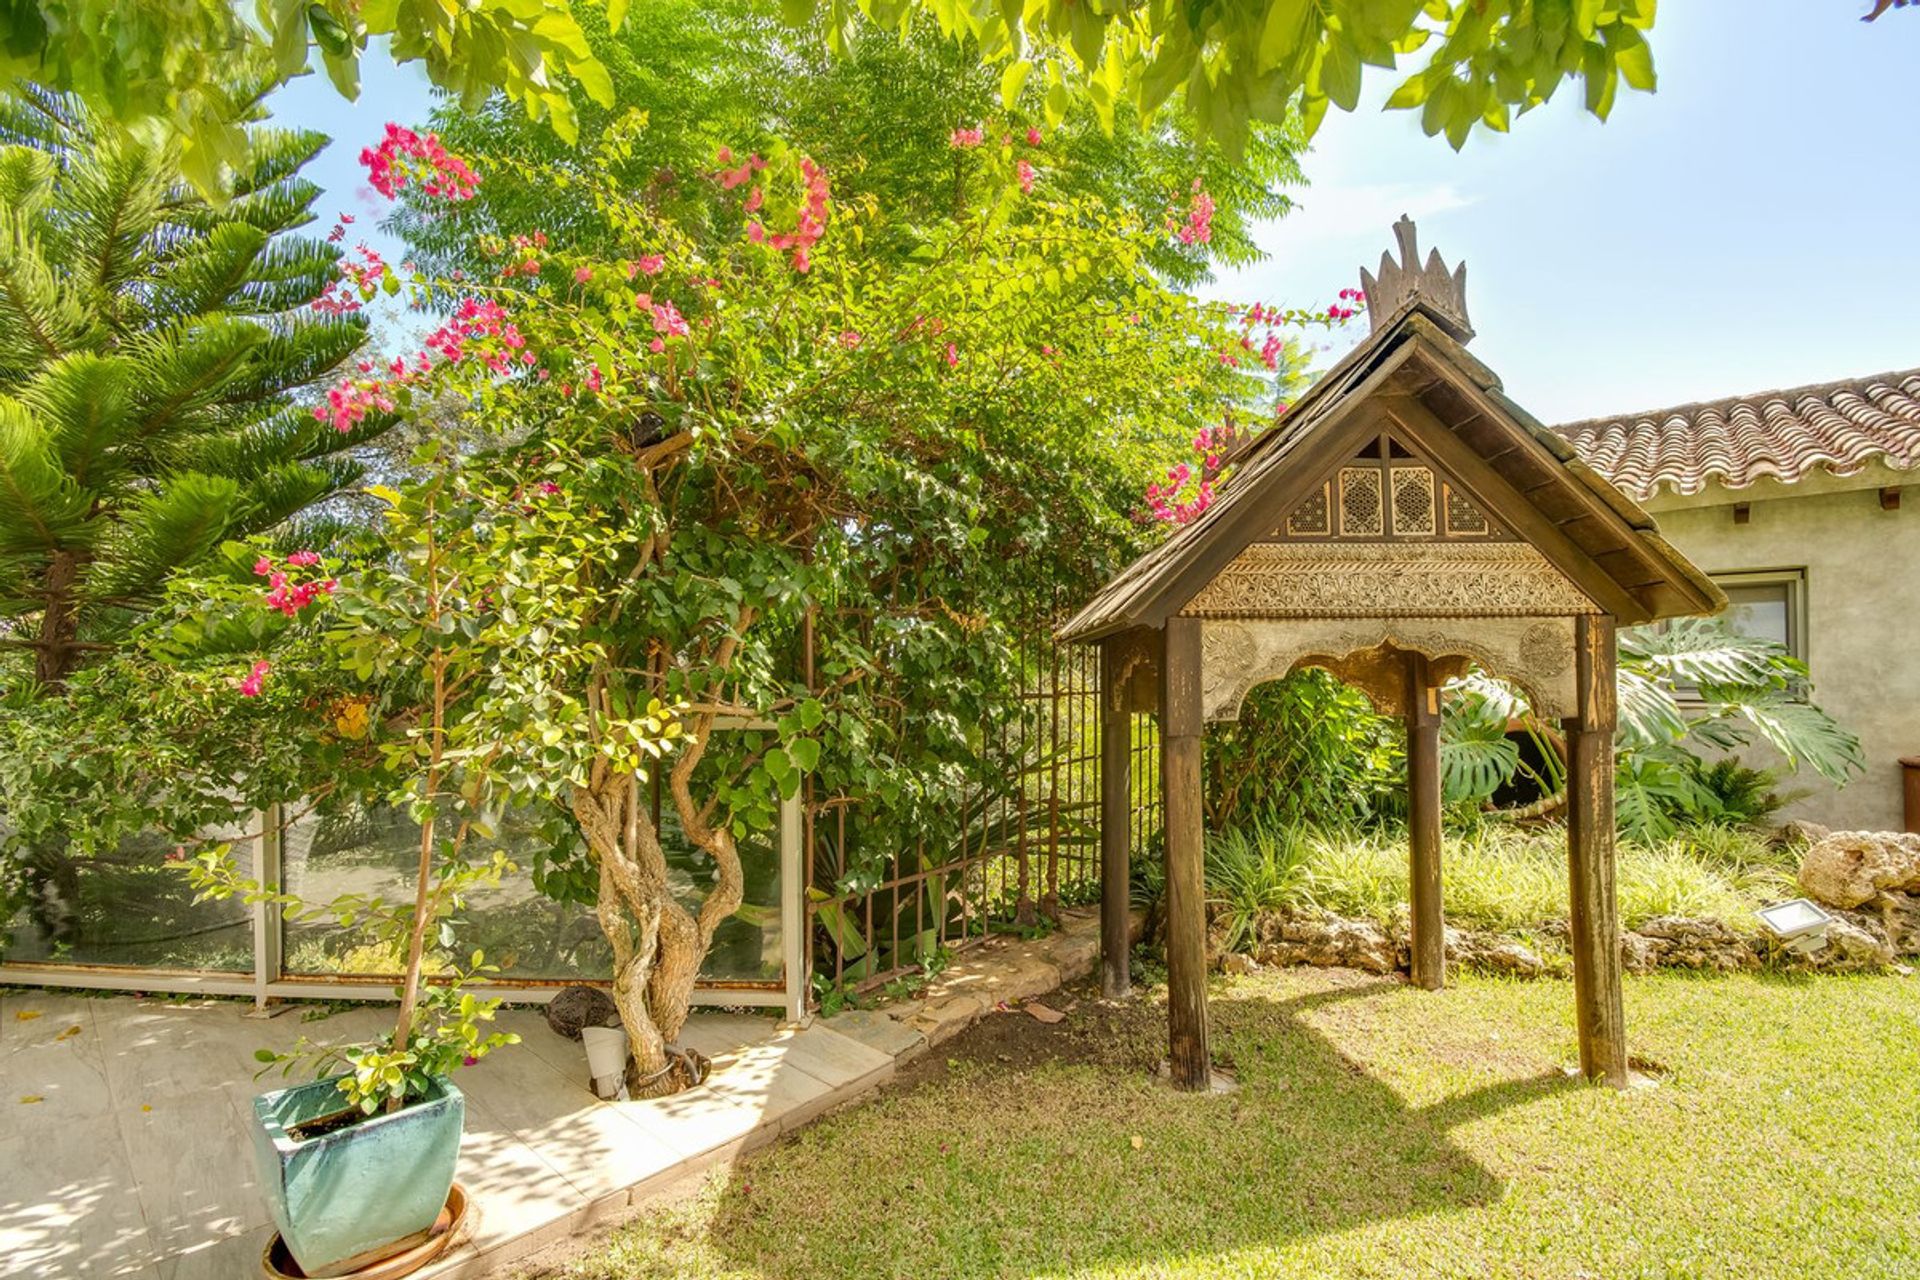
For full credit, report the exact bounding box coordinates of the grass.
[537,966,1920,1280]
[1202,823,1799,940]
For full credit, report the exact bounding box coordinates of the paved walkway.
[0,908,1106,1279]
[0,994,893,1279]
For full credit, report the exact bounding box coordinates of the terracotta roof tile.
[1552,369,1920,499]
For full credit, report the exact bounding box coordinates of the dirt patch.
[887,975,1160,1089]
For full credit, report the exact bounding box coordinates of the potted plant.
[185,515,522,1276]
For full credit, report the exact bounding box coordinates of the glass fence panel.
[279,803,611,981]
[660,807,784,985]
[1,821,257,973]
[280,800,784,988]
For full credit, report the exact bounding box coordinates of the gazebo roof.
[1060,230,1723,644]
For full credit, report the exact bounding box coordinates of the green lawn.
[543,968,1920,1279]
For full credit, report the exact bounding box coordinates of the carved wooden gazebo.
[1061,219,1724,1090]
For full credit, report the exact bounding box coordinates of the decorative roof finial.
[1360,216,1473,343]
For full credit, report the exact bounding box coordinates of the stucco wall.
[1646,477,1917,831]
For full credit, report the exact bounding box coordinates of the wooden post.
[1099,639,1133,1001]
[1403,652,1445,991]
[1161,617,1211,1091]
[1565,613,1629,1086]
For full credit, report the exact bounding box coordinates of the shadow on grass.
[674,972,1576,1280]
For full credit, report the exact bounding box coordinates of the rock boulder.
[1799,831,1920,908]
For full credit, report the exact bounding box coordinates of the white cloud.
[1254,181,1476,269]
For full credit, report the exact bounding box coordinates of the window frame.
[1711,567,1809,666]
[1665,567,1810,708]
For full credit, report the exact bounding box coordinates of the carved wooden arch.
[1198,616,1577,723]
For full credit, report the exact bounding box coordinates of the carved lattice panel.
[1338,467,1384,537]
[1443,482,1492,537]
[1284,483,1332,537]
[1390,466,1436,536]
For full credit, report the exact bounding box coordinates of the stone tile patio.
[0,908,1107,1279]
[0,994,892,1279]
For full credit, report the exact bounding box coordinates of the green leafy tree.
[0,1,616,193]
[0,88,395,687]
[1,1,1649,195]
[389,0,1304,290]
[1204,668,1403,832]
[11,111,1319,1089]
[797,0,1661,152]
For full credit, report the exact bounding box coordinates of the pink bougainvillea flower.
[359,123,478,201]
[744,185,764,213]
[286,550,322,568]
[573,266,593,284]
[753,156,830,272]
[1026,127,1042,146]
[1177,181,1215,246]
[252,556,274,577]
[949,125,985,148]
[1017,160,1035,195]
[944,343,959,367]
[263,571,335,617]
[238,660,271,698]
[649,337,666,353]
[636,254,664,275]
[649,300,689,337]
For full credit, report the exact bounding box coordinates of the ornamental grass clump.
[1197,820,1795,942]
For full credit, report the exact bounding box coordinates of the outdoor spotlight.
[1756,898,1835,955]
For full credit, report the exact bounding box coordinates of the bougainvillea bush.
[6,111,1356,1089]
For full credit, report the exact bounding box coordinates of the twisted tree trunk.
[568,609,752,1095]
[569,767,744,1095]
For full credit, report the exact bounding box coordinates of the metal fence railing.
[804,634,1162,999]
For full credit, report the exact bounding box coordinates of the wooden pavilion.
[1060,219,1724,1090]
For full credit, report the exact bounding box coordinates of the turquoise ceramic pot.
[250,1074,464,1278]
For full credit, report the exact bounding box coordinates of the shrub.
[1203,670,1403,833]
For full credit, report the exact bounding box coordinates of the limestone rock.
[1629,916,1760,973]
[1477,939,1549,978]
[1251,911,1397,973]
[1218,951,1258,976]
[1045,926,1100,980]
[1872,892,1920,956]
[1803,915,1895,972]
[1770,818,1831,849]
[1621,931,1658,975]
[907,994,984,1047]
[1798,830,1920,909]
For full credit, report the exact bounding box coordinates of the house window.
[1715,569,1807,663]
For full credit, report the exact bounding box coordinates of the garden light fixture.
[1756,898,1835,955]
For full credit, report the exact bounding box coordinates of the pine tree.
[0,87,395,686]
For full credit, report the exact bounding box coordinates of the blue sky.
[274,3,1918,424]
